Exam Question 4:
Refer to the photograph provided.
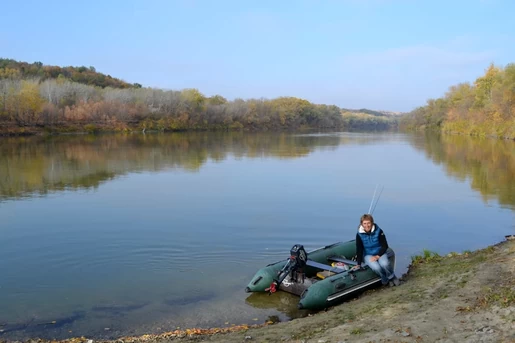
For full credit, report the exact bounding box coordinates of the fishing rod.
[368,184,384,215]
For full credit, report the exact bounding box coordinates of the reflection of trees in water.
[408,132,515,210]
[0,131,454,202]
[3,131,512,209]
[0,132,349,201]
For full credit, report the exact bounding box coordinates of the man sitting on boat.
[351,214,400,287]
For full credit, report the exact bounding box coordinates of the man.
[352,214,400,286]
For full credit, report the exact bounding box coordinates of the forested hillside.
[399,63,515,139]
[0,59,398,135]
[0,58,139,89]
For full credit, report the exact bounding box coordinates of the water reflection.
[0,131,400,202]
[408,132,515,210]
[1,131,514,208]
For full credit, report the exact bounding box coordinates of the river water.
[0,131,513,340]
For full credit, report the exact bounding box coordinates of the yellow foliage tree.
[0,68,21,79]
[7,81,45,125]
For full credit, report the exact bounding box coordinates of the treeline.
[0,60,399,134]
[341,111,396,130]
[0,58,139,89]
[399,63,515,139]
[0,78,345,132]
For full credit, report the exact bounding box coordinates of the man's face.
[362,220,372,232]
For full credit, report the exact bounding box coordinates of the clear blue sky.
[1,0,514,112]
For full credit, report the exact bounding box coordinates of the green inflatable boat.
[245,240,395,310]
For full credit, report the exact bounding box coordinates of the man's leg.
[364,255,389,284]
[377,254,400,286]
[377,254,395,279]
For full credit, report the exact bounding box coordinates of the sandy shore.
[2,237,514,343]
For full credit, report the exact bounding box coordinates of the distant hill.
[0,58,141,89]
[342,108,405,117]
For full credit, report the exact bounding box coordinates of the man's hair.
[360,214,374,225]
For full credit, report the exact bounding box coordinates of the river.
[0,131,513,340]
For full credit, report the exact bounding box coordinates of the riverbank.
[0,122,317,137]
[3,237,513,343]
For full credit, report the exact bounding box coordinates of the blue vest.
[358,225,383,256]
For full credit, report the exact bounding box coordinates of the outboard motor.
[265,244,307,294]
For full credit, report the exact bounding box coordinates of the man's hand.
[370,255,380,262]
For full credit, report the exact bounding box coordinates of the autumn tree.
[7,80,45,125]
[473,63,502,109]
[403,62,515,139]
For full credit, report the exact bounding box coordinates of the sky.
[1,0,514,112]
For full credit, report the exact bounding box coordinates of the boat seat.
[327,255,358,266]
[305,260,347,274]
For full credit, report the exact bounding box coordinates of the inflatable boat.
[245,240,395,310]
